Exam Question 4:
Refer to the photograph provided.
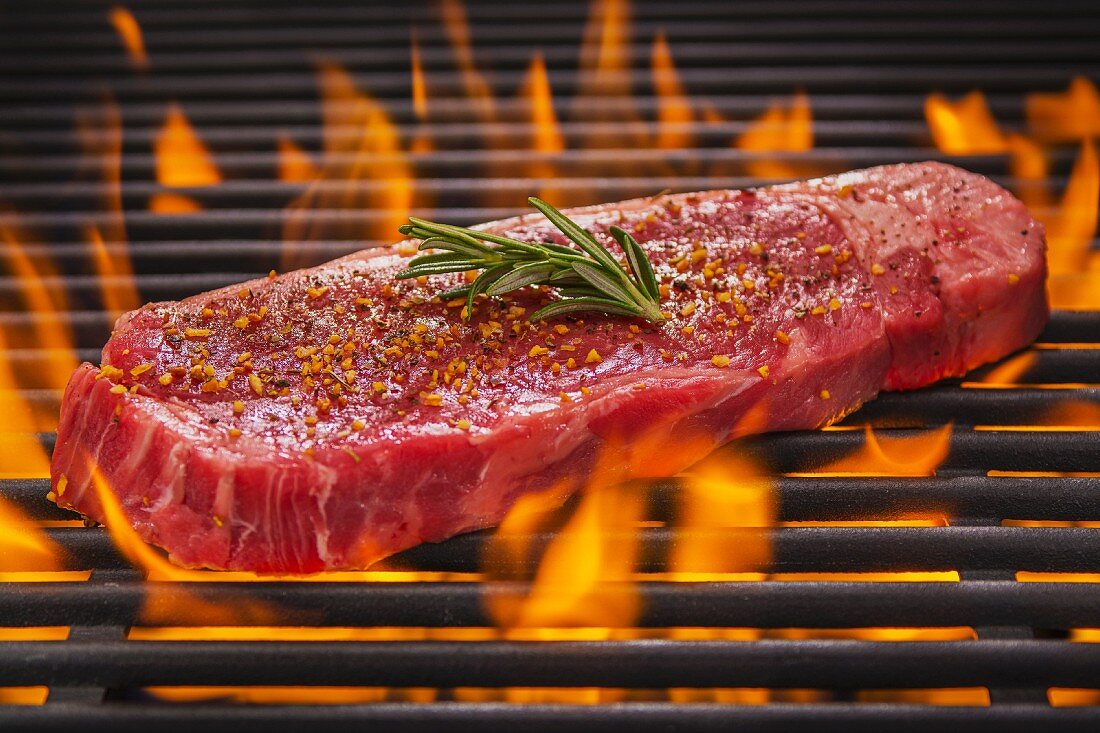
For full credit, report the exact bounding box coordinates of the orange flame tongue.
[652,32,693,151]
[736,91,815,180]
[151,103,222,214]
[1027,77,1100,143]
[276,134,320,184]
[811,425,954,477]
[924,91,1006,154]
[108,6,148,70]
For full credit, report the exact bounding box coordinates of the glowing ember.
[108,6,147,70]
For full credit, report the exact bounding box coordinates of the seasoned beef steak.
[50,162,1048,573]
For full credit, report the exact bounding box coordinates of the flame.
[1047,138,1099,274]
[0,496,62,573]
[668,452,775,579]
[150,103,221,213]
[154,103,222,187]
[282,63,412,267]
[802,424,953,477]
[1006,132,1053,215]
[87,225,139,320]
[489,482,645,631]
[108,6,148,70]
[276,134,320,184]
[0,221,78,399]
[518,54,565,201]
[978,351,1037,386]
[736,91,814,180]
[523,54,565,156]
[411,35,428,123]
[578,0,631,100]
[439,0,495,122]
[1027,77,1100,143]
[409,35,434,155]
[652,32,693,151]
[924,91,1006,154]
[75,96,139,320]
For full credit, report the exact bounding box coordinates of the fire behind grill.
[1,0,1100,730]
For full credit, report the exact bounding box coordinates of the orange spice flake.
[184,328,211,339]
[585,349,602,364]
[757,365,771,378]
[711,355,731,368]
[130,363,154,377]
[774,330,790,345]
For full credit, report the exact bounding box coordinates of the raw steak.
[50,162,1048,573]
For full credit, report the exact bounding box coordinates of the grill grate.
[1,0,1099,729]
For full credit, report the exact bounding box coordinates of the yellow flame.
[1047,138,1099,275]
[282,64,413,267]
[0,495,62,572]
[924,91,1006,154]
[523,54,565,156]
[154,103,222,188]
[0,221,78,399]
[411,35,428,123]
[736,91,814,179]
[75,96,139,321]
[578,0,631,100]
[87,225,139,321]
[276,134,320,184]
[979,351,1037,386]
[108,6,148,70]
[803,424,953,477]
[668,452,775,579]
[652,32,693,150]
[1027,77,1100,143]
[488,483,644,632]
[439,0,495,122]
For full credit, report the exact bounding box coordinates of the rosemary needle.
[396,197,666,324]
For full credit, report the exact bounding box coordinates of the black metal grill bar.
[3,67,1096,103]
[11,0,1099,24]
[0,95,1036,127]
[8,703,1100,733]
[30,525,1100,575]
[7,639,1100,688]
[0,120,967,155]
[5,16,1100,52]
[3,580,1099,629]
[7,40,1100,77]
[10,473,1100,524]
[6,149,1079,180]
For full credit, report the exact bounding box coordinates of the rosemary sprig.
[396,197,665,324]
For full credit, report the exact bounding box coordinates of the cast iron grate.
[1,0,1099,730]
